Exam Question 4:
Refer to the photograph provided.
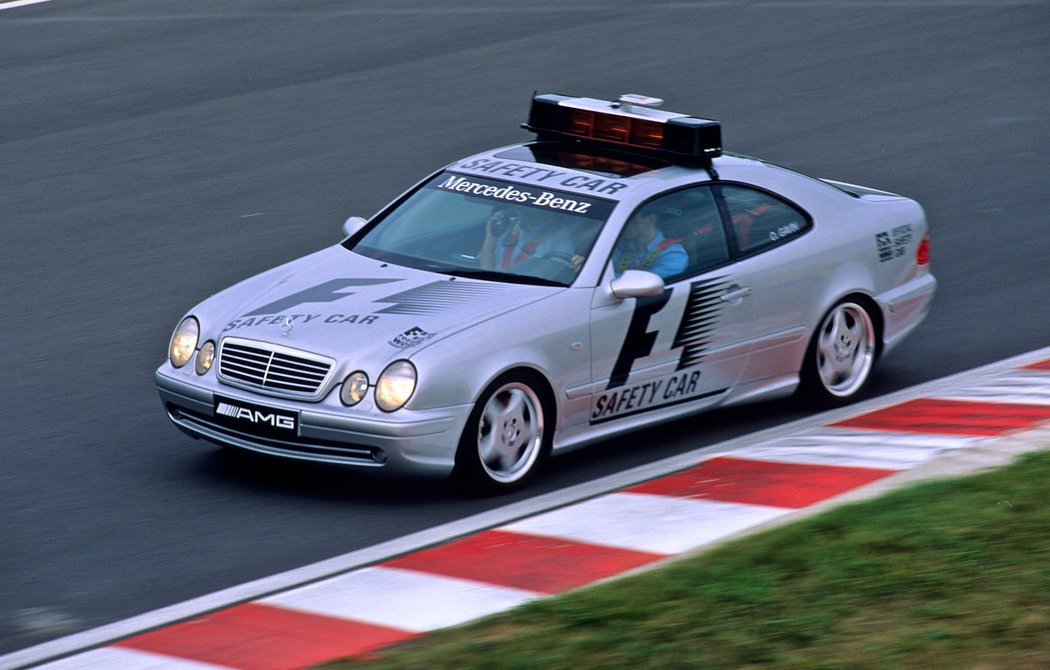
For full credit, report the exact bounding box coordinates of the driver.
[478,205,576,271]
[611,203,688,280]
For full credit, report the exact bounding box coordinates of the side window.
[610,186,729,282]
[717,185,810,255]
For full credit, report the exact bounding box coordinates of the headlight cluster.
[169,317,199,368]
[168,316,214,375]
[340,360,416,412]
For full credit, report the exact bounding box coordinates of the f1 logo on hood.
[243,278,399,316]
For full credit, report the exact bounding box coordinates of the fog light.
[371,448,388,464]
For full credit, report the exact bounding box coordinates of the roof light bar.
[524,93,722,163]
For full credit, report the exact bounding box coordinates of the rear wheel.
[800,300,877,405]
[453,372,551,494]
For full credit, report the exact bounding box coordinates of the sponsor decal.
[876,225,913,262]
[389,326,436,349]
[457,158,629,196]
[432,174,616,219]
[216,400,296,431]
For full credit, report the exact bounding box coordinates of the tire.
[453,371,551,494]
[800,300,877,405]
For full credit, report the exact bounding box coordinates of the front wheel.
[453,372,551,494]
[799,300,877,405]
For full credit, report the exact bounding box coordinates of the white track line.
[5,345,1050,670]
[0,0,54,11]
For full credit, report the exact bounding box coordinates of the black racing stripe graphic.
[244,278,400,316]
[673,277,728,370]
[373,281,511,315]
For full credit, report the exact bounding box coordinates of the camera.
[489,208,518,237]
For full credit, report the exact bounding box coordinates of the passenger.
[612,203,688,280]
[478,206,575,271]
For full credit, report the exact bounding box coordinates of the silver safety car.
[156,93,936,492]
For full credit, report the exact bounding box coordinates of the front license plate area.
[213,395,299,437]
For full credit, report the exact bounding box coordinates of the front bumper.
[155,365,473,478]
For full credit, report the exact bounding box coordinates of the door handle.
[720,285,752,303]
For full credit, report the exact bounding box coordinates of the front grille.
[218,338,334,397]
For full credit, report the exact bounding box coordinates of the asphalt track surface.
[2,0,1048,657]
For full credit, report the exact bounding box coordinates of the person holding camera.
[478,206,577,272]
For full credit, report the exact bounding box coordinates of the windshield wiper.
[442,268,566,287]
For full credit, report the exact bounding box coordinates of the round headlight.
[195,340,215,375]
[169,317,199,368]
[375,360,416,412]
[340,371,370,407]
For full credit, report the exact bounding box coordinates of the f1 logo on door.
[591,276,745,425]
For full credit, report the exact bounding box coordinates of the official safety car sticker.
[593,276,729,424]
[455,157,629,196]
[876,225,913,262]
[225,278,397,331]
[592,370,722,425]
[389,327,436,349]
[223,312,381,332]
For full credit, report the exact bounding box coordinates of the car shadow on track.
[192,447,456,502]
[183,383,884,505]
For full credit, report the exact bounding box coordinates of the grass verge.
[317,449,1050,670]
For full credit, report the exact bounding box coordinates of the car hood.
[199,245,559,363]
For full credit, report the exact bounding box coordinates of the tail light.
[916,231,930,265]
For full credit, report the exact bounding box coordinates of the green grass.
[317,450,1050,670]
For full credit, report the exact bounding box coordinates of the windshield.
[350,172,615,286]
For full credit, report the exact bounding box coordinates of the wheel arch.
[836,291,884,359]
[474,364,559,431]
[797,291,882,406]
[451,365,560,494]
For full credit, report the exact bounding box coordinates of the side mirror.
[609,270,666,301]
[342,216,367,239]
